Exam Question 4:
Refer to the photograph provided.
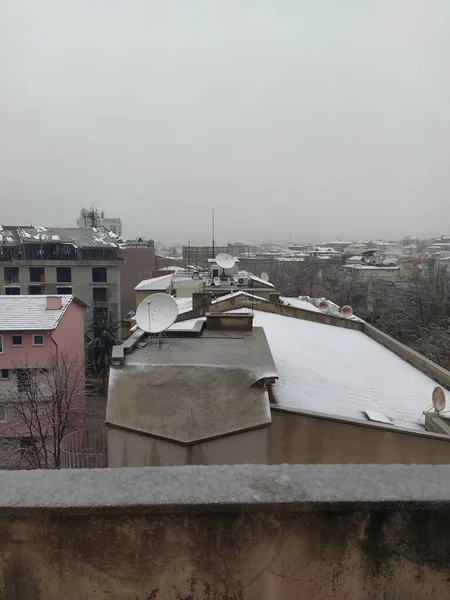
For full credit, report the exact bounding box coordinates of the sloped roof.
[0,295,83,331]
[107,327,276,443]
[134,274,173,291]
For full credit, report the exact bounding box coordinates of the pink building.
[0,295,87,468]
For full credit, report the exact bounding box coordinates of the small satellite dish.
[213,277,221,287]
[260,272,270,282]
[341,305,353,317]
[432,387,446,413]
[215,253,236,270]
[135,293,178,333]
[319,300,330,311]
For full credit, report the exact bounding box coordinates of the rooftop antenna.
[135,293,178,349]
[212,208,215,258]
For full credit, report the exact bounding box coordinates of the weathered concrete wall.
[268,408,450,464]
[0,465,450,600]
[107,426,268,467]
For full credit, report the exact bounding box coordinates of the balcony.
[60,427,107,468]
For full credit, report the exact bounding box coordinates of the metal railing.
[60,427,108,469]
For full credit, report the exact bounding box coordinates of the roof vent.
[46,296,62,310]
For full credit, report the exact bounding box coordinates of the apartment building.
[0,226,123,330]
[0,294,86,468]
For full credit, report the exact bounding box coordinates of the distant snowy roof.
[249,273,275,288]
[134,274,173,291]
[211,290,269,304]
[229,309,439,432]
[0,295,81,331]
[280,297,322,313]
[0,226,120,248]
[343,265,400,271]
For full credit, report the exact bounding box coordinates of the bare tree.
[0,351,85,469]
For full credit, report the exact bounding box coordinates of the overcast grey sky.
[1,1,449,244]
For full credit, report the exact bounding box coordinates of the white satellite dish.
[213,277,221,287]
[135,293,178,334]
[260,272,269,282]
[215,253,236,270]
[432,387,446,413]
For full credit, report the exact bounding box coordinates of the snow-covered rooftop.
[134,274,173,291]
[0,295,77,331]
[230,309,440,432]
[280,297,322,313]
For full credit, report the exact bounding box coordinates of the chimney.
[46,296,62,310]
[205,312,254,332]
[269,292,280,303]
[192,291,212,310]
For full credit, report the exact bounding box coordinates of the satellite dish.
[432,387,446,413]
[341,305,353,317]
[213,277,221,287]
[319,300,330,311]
[135,293,178,333]
[260,272,270,282]
[215,253,236,270]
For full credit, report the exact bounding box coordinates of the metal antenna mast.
[212,208,215,257]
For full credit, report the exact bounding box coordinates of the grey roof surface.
[0,295,76,331]
[0,225,120,247]
[107,327,277,443]
[1,465,450,513]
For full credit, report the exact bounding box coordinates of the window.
[56,267,71,283]
[29,267,45,283]
[4,287,20,295]
[16,369,31,392]
[29,285,43,295]
[57,286,72,295]
[92,287,108,302]
[0,369,8,379]
[0,335,2,354]
[33,335,44,346]
[12,335,23,347]
[92,267,107,283]
[36,404,46,416]
[4,267,19,284]
[0,406,5,422]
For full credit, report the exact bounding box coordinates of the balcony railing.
[60,427,107,468]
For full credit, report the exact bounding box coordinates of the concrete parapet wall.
[0,465,450,599]
[177,296,364,331]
